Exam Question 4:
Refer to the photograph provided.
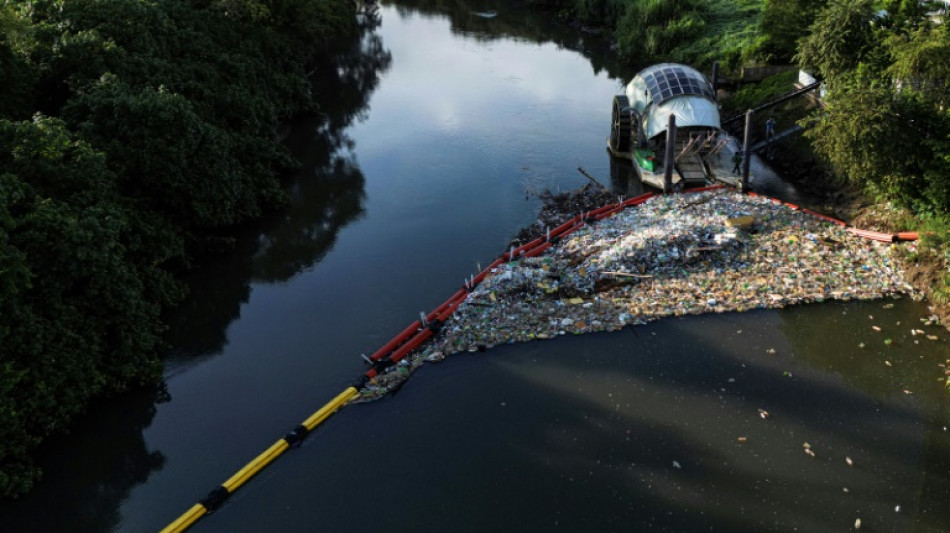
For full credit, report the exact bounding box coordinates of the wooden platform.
[640,170,683,190]
[675,152,707,185]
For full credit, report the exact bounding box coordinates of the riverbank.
[359,188,919,400]
[767,137,950,329]
[850,202,950,329]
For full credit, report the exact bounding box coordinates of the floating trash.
[358,191,919,401]
[430,192,914,359]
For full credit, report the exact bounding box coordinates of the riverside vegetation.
[0,0,389,497]
[530,0,950,317]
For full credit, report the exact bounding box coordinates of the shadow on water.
[609,153,647,197]
[160,132,369,367]
[202,306,949,532]
[0,385,168,532]
[484,315,949,532]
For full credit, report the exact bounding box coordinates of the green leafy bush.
[0,0,370,497]
[615,0,706,59]
[721,69,798,114]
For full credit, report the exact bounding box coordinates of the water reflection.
[778,298,950,404]
[164,18,392,363]
[0,386,167,532]
[253,127,367,282]
[201,312,950,532]
[384,0,633,78]
[498,320,939,531]
[609,154,646,196]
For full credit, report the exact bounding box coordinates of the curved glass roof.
[639,64,715,106]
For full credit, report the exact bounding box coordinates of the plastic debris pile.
[510,183,616,247]
[358,191,917,400]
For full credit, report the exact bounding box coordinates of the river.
[1,2,949,532]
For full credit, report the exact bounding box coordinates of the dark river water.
[2,3,949,532]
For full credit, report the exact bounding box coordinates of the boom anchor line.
[161,182,916,533]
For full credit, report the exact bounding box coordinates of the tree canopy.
[0,0,373,497]
[799,1,950,214]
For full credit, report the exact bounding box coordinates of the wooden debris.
[725,215,755,228]
[601,271,654,278]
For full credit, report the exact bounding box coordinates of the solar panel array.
[642,66,714,106]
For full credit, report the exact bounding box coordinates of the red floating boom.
[800,208,848,227]
[388,328,434,364]
[524,242,553,258]
[369,320,422,361]
[622,192,655,207]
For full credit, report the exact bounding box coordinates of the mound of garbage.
[509,184,616,247]
[359,190,915,400]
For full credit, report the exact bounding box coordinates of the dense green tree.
[0,5,35,119]
[878,0,941,29]
[886,21,950,108]
[806,73,927,194]
[0,173,36,496]
[616,0,706,59]
[882,20,950,210]
[525,0,760,69]
[795,0,875,80]
[0,116,169,496]
[758,0,827,63]
[0,0,376,497]
[67,77,283,231]
[800,1,950,213]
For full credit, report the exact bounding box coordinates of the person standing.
[731,151,743,174]
[766,117,776,140]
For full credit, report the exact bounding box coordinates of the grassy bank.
[525,0,765,70]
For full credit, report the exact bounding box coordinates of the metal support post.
[711,61,720,95]
[663,114,677,193]
[741,109,753,191]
